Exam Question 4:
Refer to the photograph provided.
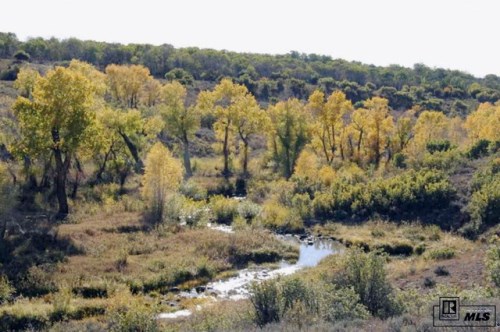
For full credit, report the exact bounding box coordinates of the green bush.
[486,244,500,288]
[467,139,491,159]
[0,275,13,304]
[180,180,207,201]
[393,153,407,168]
[258,201,304,233]
[250,277,318,327]
[291,193,313,221]
[181,199,210,226]
[312,169,455,221]
[321,286,370,322]
[468,176,500,229]
[425,248,455,260]
[210,195,238,224]
[108,304,158,332]
[237,200,261,222]
[251,279,281,326]
[334,248,403,318]
[426,140,452,154]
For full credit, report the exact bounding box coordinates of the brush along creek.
[158,225,343,320]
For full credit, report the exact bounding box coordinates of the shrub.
[19,265,58,297]
[334,248,402,318]
[434,266,450,276]
[72,285,108,298]
[250,277,319,327]
[251,279,281,326]
[210,195,238,224]
[237,200,261,222]
[468,176,500,229]
[291,193,313,222]
[107,289,158,331]
[52,286,73,320]
[485,244,500,287]
[258,200,304,233]
[467,139,490,159]
[0,276,13,304]
[415,243,426,255]
[423,277,436,288]
[180,198,209,226]
[321,286,370,322]
[393,153,407,168]
[425,248,455,260]
[13,50,30,61]
[180,180,207,201]
[312,169,455,221]
[142,143,183,223]
[426,140,452,154]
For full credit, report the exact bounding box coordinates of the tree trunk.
[70,158,83,199]
[53,148,69,218]
[242,140,249,177]
[182,134,192,178]
[52,128,70,219]
[94,142,114,183]
[119,131,144,173]
[222,125,231,178]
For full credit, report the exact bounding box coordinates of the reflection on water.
[296,239,342,267]
[206,236,342,300]
[158,233,342,319]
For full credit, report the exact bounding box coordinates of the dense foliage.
[2,32,500,115]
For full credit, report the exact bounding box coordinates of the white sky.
[2,0,499,77]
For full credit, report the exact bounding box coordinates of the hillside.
[1,32,500,115]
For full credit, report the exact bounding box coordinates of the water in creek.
[158,234,342,319]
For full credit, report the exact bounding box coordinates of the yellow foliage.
[318,165,336,187]
[464,103,500,143]
[294,149,319,180]
[142,143,183,222]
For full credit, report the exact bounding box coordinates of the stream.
[158,229,342,320]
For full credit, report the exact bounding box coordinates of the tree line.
[1,60,499,221]
[2,32,500,114]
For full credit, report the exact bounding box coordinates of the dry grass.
[312,221,481,291]
[55,211,297,293]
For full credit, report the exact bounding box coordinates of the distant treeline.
[1,32,500,113]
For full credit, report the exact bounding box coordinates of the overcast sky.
[2,0,499,77]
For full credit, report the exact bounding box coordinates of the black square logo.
[439,297,460,320]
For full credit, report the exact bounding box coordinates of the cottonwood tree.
[160,81,200,178]
[105,64,153,108]
[464,103,500,144]
[348,107,369,163]
[409,110,450,157]
[307,90,352,164]
[98,107,163,174]
[196,79,250,177]
[268,98,311,179]
[142,142,183,223]
[13,67,40,99]
[364,97,394,165]
[232,94,267,176]
[13,61,101,218]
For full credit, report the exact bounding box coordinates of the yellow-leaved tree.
[142,142,183,223]
[464,102,500,144]
[196,79,252,177]
[409,110,450,158]
[160,81,200,178]
[13,60,102,218]
[364,97,394,165]
[307,90,352,164]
